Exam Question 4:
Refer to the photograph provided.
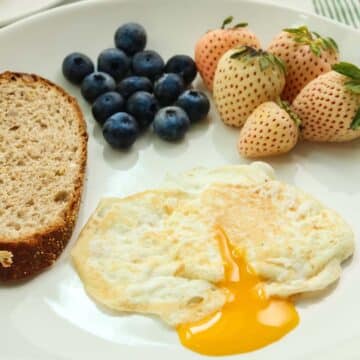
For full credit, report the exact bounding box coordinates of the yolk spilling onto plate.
[177,229,299,356]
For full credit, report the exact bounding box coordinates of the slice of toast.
[0,72,87,281]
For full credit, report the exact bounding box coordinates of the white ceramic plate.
[1,1,359,359]
[0,0,65,27]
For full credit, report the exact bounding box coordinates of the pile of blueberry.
[62,22,210,149]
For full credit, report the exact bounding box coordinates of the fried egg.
[72,190,227,326]
[72,163,354,356]
[162,161,275,193]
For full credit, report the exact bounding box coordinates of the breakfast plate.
[0,0,360,359]
[0,0,64,27]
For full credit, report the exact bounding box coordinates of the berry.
[292,64,360,142]
[213,46,285,127]
[117,76,153,98]
[154,73,185,106]
[238,101,300,158]
[153,106,190,141]
[132,50,164,80]
[164,55,197,85]
[176,90,210,122]
[267,26,339,102]
[97,48,130,81]
[92,91,125,126]
[126,91,159,129]
[62,52,94,84]
[103,112,139,149]
[114,22,147,56]
[81,72,116,103]
[195,16,260,91]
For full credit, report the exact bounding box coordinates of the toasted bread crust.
[0,72,87,281]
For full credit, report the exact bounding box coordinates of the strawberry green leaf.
[283,28,300,34]
[299,25,311,34]
[277,99,302,127]
[293,36,308,44]
[344,80,360,94]
[321,37,332,50]
[316,37,337,53]
[221,16,233,29]
[332,62,360,81]
[259,57,270,71]
[230,47,286,75]
[309,43,321,56]
[327,37,339,51]
[230,46,249,59]
[267,53,287,74]
[284,25,310,36]
[233,22,248,28]
[245,54,255,62]
[274,56,286,74]
[284,26,338,56]
[351,107,360,130]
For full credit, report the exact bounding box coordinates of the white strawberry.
[238,100,300,158]
[213,46,286,128]
[267,26,339,103]
[292,62,360,142]
[194,16,261,91]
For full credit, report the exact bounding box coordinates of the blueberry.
[114,22,147,56]
[154,73,185,106]
[103,112,139,149]
[117,76,153,98]
[97,48,131,81]
[132,50,164,80]
[126,91,159,129]
[164,55,197,85]
[153,106,190,142]
[175,90,210,123]
[92,91,125,126]
[81,72,116,103]
[62,52,94,84]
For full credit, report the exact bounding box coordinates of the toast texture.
[0,72,87,281]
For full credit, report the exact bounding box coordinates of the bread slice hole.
[17,210,25,218]
[54,191,68,202]
[39,122,48,129]
[26,199,34,207]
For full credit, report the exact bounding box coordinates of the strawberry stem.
[283,25,338,56]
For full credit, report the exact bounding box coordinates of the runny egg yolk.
[177,229,299,356]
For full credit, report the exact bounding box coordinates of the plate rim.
[0,0,65,27]
[0,1,359,360]
[1,0,360,37]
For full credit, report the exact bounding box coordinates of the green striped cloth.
[313,0,360,27]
